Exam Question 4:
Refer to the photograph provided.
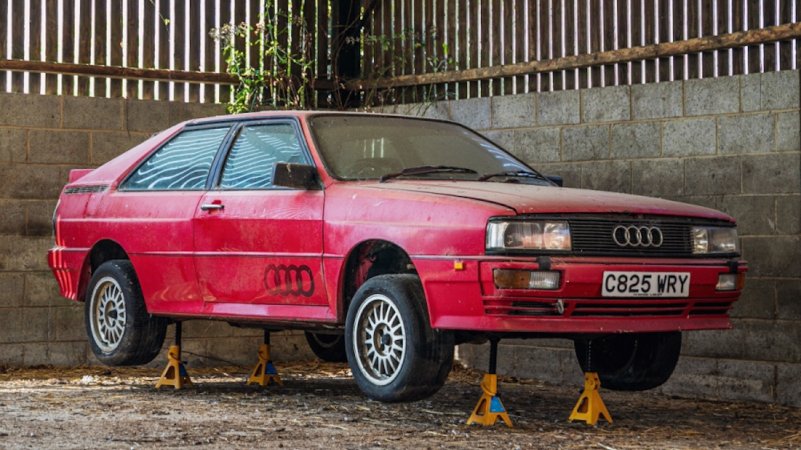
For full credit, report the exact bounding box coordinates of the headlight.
[691,226,739,254]
[486,221,571,251]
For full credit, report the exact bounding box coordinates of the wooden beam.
[344,21,801,90]
[0,59,239,84]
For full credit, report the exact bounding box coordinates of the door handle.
[200,203,224,211]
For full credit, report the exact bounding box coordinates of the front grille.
[484,298,734,318]
[569,217,692,257]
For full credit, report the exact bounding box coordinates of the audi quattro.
[48,111,746,401]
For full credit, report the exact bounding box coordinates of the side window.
[124,127,230,190]
[219,123,306,189]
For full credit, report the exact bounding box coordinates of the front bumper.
[417,255,746,334]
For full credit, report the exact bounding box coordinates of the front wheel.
[574,332,682,391]
[85,260,168,366]
[345,274,454,402]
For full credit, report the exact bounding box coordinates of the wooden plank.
[75,0,91,96]
[187,0,202,102]
[0,59,239,83]
[142,0,156,99]
[457,0,468,98]
[109,0,123,97]
[0,2,8,92]
[340,20,801,89]
[157,0,171,101]
[201,0,216,103]
[30,0,43,94]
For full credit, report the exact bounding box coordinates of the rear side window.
[123,127,230,190]
[219,123,307,189]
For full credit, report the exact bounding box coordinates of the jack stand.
[467,338,513,428]
[246,330,282,387]
[156,322,192,390]
[568,372,613,426]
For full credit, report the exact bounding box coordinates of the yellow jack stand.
[568,372,613,426]
[246,331,282,387]
[466,338,513,428]
[156,323,192,390]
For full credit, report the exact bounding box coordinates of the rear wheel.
[85,260,168,366]
[305,331,348,362]
[345,274,454,402]
[574,332,682,391]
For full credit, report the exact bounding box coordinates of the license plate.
[602,271,690,298]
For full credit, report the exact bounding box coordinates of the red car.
[49,111,745,401]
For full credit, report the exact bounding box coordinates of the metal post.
[488,337,499,375]
[175,321,182,347]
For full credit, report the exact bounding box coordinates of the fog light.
[716,273,739,291]
[494,269,561,290]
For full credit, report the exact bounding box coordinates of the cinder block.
[777,362,801,406]
[8,308,51,343]
[719,195,776,235]
[204,336,263,366]
[663,118,717,157]
[24,271,61,307]
[712,359,777,403]
[683,320,801,363]
[684,156,741,195]
[581,85,630,123]
[91,131,149,165]
[52,305,86,341]
[0,127,26,163]
[169,102,227,124]
[775,111,800,151]
[25,200,58,236]
[515,127,561,163]
[610,122,660,159]
[491,93,536,128]
[0,93,61,128]
[535,162,581,188]
[631,81,683,119]
[678,195,721,210]
[420,102,450,120]
[731,278,775,319]
[48,341,89,366]
[448,97,491,130]
[229,326,264,338]
[0,343,25,366]
[0,165,65,199]
[482,130,516,152]
[580,160,631,193]
[776,195,801,234]
[561,125,609,161]
[182,320,233,339]
[741,73,763,112]
[125,99,171,133]
[0,199,26,235]
[28,130,90,164]
[759,70,800,111]
[0,236,52,271]
[537,90,580,125]
[684,77,740,116]
[0,273,24,308]
[21,342,50,366]
[718,113,774,154]
[63,96,124,130]
[740,236,801,278]
[776,280,801,320]
[742,153,801,194]
[630,159,684,197]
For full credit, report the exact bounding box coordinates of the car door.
[193,120,328,309]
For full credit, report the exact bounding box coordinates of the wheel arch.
[338,239,419,323]
[77,239,131,302]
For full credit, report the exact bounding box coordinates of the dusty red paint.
[48,111,746,335]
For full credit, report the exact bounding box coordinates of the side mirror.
[273,163,321,190]
[546,175,563,187]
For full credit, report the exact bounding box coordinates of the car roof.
[184,110,425,126]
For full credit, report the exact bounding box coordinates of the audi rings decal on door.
[612,225,664,248]
[263,264,315,297]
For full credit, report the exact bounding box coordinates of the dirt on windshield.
[0,362,798,449]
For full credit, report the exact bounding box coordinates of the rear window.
[123,127,230,190]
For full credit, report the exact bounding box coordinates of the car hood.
[360,181,734,222]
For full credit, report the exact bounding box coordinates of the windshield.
[308,115,550,184]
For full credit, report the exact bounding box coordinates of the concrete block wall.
[0,94,312,368]
[383,70,801,407]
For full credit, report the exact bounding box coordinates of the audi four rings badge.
[612,225,664,248]
[263,264,315,297]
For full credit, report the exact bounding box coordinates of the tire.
[85,260,168,366]
[574,332,682,391]
[305,331,348,362]
[345,274,454,402]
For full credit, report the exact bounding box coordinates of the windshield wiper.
[379,165,478,183]
[477,170,549,182]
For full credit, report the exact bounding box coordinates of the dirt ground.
[0,362,799,450]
